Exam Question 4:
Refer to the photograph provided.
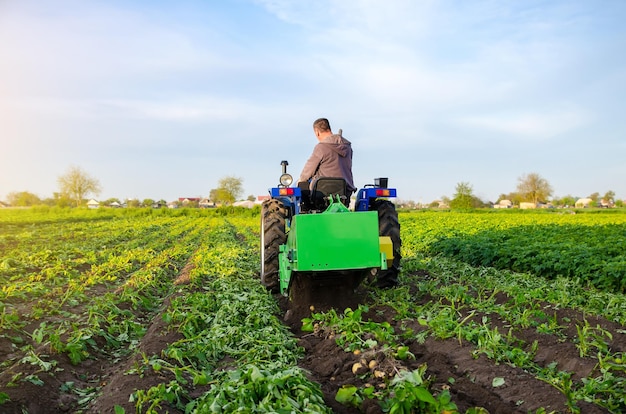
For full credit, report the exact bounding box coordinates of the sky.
[1,0,625,204]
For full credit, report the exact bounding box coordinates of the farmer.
[298,118,356,201]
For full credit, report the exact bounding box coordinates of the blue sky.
[1,0,625,204]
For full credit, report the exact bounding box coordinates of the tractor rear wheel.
[371,199,401,288]
[261,199,287,293]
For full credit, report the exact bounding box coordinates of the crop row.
[305,231,626,412]
[0,209,220,411]
[128,219,332,413]
[296,210,626,412]
[1,211,202,329]
[400,210,626,292]
[0,209,335,412]
[405,255,626,411]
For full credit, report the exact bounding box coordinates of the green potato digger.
[260,161,401,299]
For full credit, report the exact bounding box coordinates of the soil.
[1,265,622,413]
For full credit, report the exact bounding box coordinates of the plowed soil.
[1,266,622,413]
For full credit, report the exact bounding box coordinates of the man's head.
[313,118,332,141]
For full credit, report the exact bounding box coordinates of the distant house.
[599,199,613,208]
[87,199,100,209]
[519,202,536,209]
[233,200,255,208]
[199,198,214,208]
[179,197,200,205]
[110,201,121,208]
[494,200,512,209]
[575,198,593,208]
[430,200,449,209]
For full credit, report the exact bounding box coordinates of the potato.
[352,362,364,374]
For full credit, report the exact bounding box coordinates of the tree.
[6,191,41,206]
[44,192,72,207]
[209,189,218,203]
[210,176,243,205]
[553,194,576,207]
[516,173,552,204]
[602,190,615,205]
[450,182,475,209]
[126,199,141,208]
[57,166,102,207]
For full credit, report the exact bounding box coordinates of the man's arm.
[299,144,323,183]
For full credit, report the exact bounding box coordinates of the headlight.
[279,173,293,187]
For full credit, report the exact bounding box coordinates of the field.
[1,207,626,413]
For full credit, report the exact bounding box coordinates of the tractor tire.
[371,199,401,288]
[261,199,287,293]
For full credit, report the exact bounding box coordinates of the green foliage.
[302,305,396,351]
[400,210,626,292]
[381,367,457,414]
[0,208,209,407]
[57,165,102,207]
[450,182,475,209]
[335,385,362,407]
[210,176,244,205]
[553,194,577,207]
[0,208,327,411]
[130,381,186,413]
[6,191,42,206]
[132,218,330,412]
[398,251,626,412]
[429,222,626,292]
[189,365,331,413]
[334,366,458,414]
[517,172,553,204]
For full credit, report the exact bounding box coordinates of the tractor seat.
[310,177,349,210]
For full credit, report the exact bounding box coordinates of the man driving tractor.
[298,118,356,201]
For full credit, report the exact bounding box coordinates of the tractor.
[260,160,401,300]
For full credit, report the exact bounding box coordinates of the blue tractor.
[260,160,401,298]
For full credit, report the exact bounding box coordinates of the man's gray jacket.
[299,134,356,192]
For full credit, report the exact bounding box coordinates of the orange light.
[279,188,294,196]
[376,189,390,197]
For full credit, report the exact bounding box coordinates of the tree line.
[402,172,621,209]
[3,166,248,208]
[3,168,621,209]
